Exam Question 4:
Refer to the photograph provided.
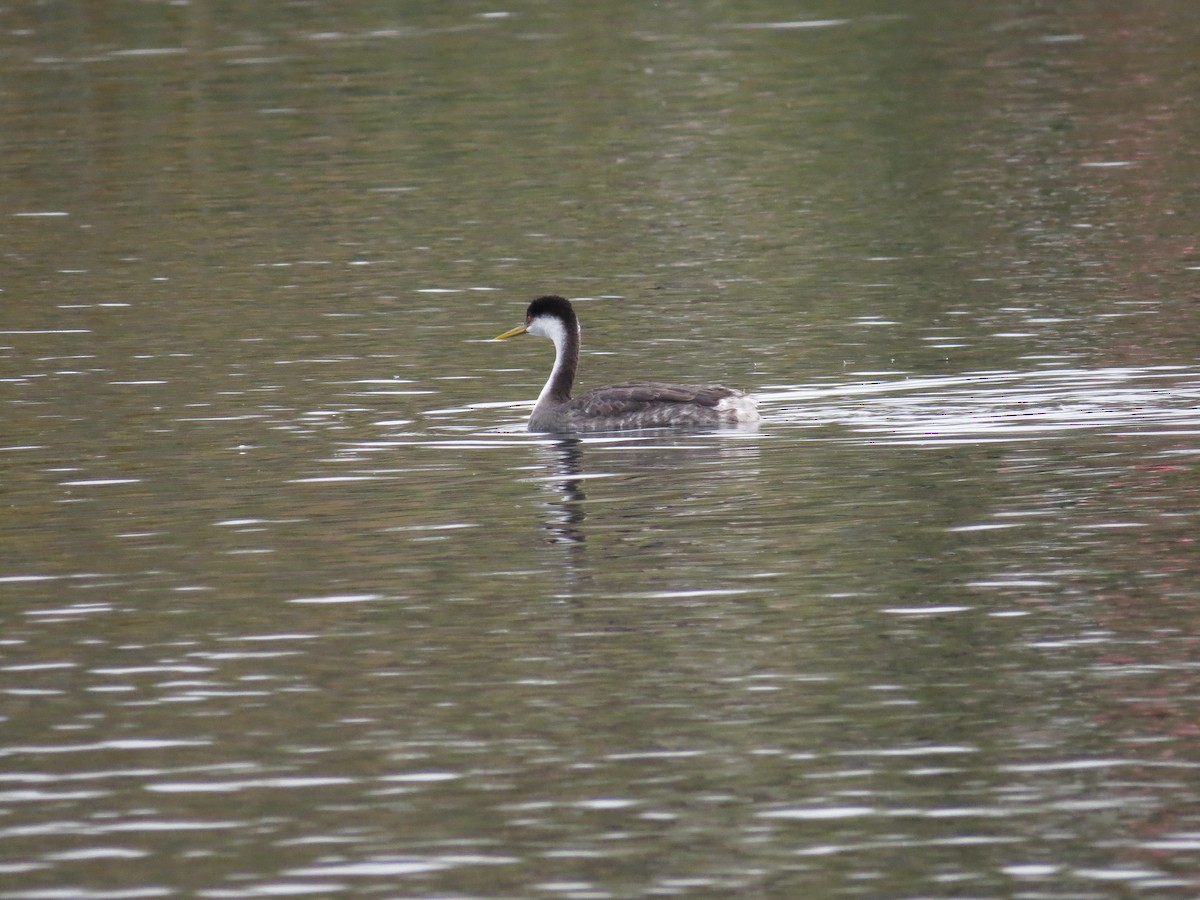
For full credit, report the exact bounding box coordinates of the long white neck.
[529,315,579,407]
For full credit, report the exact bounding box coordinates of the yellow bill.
[494,323,528,340]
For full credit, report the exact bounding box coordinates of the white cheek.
[528,316,567,345]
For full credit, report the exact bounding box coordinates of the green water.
[3,2,1200,897]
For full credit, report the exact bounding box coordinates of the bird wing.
[571,381,737,418]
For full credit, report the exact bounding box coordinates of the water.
[4,2,1200,897]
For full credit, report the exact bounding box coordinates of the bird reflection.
[529,434,764,605]
[537,437,588,545]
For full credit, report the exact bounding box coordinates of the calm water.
[4,2,1200,898]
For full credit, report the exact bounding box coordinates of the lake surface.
[3,2,1200,897]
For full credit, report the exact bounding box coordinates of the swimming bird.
[494,295,759,433]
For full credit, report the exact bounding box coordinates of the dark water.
[3,2,1200,898]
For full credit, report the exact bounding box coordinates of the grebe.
[494,295,759,433]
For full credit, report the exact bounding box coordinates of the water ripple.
[760,365,1200,445]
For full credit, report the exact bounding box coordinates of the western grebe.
[494,295,759,433]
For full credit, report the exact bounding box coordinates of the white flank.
[717,393,761,424]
